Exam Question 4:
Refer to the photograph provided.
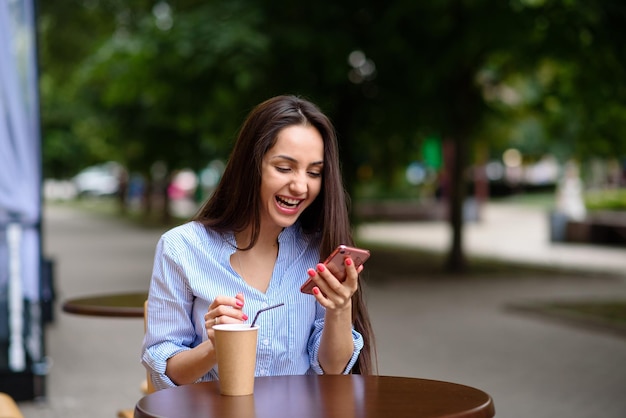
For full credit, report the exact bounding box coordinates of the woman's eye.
[275,166,291,173]
[308,171,322,178]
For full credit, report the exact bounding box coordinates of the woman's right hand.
[166,293,246,386]
[204,292,247,343]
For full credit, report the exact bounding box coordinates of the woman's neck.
[236,224,282,251]
[233,226,281,293]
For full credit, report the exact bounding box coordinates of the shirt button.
[259,369,266,375]
[261,302,269,308]
[263,339,270,346]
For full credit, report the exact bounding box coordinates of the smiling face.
[259,124,324,232]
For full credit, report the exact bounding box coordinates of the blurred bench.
[566,211,626,246]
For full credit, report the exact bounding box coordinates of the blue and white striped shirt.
[141,221,363,389]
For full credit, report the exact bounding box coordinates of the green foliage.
[71,1,269,175]
[37,1,120,177]
[479,0,626,160]
[585,189,626,211]
[38,0,626,186]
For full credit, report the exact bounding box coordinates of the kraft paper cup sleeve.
[214,324,259,396]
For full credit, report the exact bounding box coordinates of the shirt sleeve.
[141,236,200,389]
[307,302,364,375]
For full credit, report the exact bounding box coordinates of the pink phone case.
[300,245,370,294]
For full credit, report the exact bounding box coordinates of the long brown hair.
[193,95,376,374]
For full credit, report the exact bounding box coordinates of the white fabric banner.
[0,0,43,372]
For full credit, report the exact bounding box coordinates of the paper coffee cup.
[213,323,259,396]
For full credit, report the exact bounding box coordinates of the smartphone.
[300,245,370,294]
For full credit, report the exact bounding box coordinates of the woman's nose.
[289,173,307,194]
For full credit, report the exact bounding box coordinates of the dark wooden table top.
[61,291,147,318]
[134,374,495,418]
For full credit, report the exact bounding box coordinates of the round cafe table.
[134,374,495,418]
[61,291,149,418]
[61,291,147,318]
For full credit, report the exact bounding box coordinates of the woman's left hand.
[306,258,363,311]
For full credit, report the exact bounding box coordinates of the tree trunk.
[444,137,468,273]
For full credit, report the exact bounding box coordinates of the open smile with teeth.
[276,196,302,208]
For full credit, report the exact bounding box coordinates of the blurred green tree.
[38,0,120,176]
[37,0,626,271]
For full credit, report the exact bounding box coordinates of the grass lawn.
[507,300,626,338]
[541,300,626,328]
[546,301,626,325]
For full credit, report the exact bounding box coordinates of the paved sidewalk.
[14,202,626,418]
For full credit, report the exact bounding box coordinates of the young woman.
[141,95,375,389]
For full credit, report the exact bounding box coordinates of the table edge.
[61,291,147,318]
[135,375,495,418]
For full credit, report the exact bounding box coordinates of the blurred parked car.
[72,162,123,197]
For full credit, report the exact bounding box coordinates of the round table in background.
[61,290,149,418]
[61,291,147,318]
[135,374,495,418]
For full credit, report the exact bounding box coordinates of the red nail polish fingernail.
[242,314,249,320]
[317,264,325,272]
[307,268,316,277]
[345,258,353,266]
[236,300,244,307]
[313,287,320,295]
